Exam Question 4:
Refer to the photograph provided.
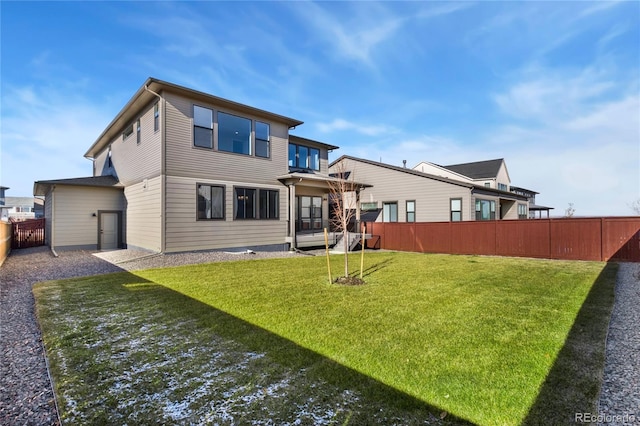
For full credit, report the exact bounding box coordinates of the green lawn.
[34,252,617,425]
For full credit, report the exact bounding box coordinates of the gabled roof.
[443,158,505,180]
[84,77,305,159]
[330,155,475,189]
[330,155,527,200]
[33,176,123,196]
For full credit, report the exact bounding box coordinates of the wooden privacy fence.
[11,218,46,249]
[0,221,11,265]
[366,217,640,262]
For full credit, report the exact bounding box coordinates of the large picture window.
[194,106,213,148]
[219,112,251,155]
[197,184,224,220]
[475,199,496,221]
[255,121,270,158]
[450,198,462,222]
[259,189,279,219]
[383,202,398,223]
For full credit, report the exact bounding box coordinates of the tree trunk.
[343,220,349,277]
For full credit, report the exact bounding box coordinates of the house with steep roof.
[330,156,531,223]
[34,78,367,252]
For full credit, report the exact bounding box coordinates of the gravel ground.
[1,247,638,425]
[597,262,640,425]
[0,246,302,425]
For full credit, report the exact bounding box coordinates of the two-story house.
[34,78,365,253]
[329,156,530,223]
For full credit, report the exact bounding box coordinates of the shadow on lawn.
[360,258,394,277]
[522,262,618,425]
[112,273,473,425]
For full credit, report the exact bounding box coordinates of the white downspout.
[50,185,58,257]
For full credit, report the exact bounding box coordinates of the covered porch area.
[277,172,372,250]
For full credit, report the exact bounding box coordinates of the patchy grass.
[34,252,616,425]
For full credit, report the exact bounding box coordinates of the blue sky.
[1,1,638,216]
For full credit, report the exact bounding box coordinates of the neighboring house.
[413,158,511,191]
[34,78,366,252]
[0,191,44,222]
[329,156,529,223]
[0,186,8,206]
[510,186,554,218]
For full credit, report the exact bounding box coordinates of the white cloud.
[1,84,114,196]
[285,1,406,67]
[316,118,398,137]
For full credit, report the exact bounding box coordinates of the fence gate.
[11,218,46,249]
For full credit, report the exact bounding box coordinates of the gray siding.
[164,92,289,185]
[94,101,162,186]
[164,175,287,252]
[124,176,162,252]
[332,158,473,222]
[51,186,125,249]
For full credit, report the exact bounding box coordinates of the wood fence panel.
[496,220,551,258]
[602,218,640,261]
[549,219,602,261]
[367,217,640,262]
[414,222,451,253]
[450,222,496,255]
[382,223,415,252]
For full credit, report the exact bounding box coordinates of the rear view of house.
[34,78,351,253]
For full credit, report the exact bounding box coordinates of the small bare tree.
[564,202,576,218]
[629,198,640,215]
[327,161,364,284]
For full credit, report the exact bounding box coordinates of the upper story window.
[136,119,141,145]
[218,112,251,155]
[194,105,213,149]
[123,123,134,140]
[289,143,320,170]
[255,121,270,158]
[498,183,508,191]
[192,105,271,158]
[153,102,160,132]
